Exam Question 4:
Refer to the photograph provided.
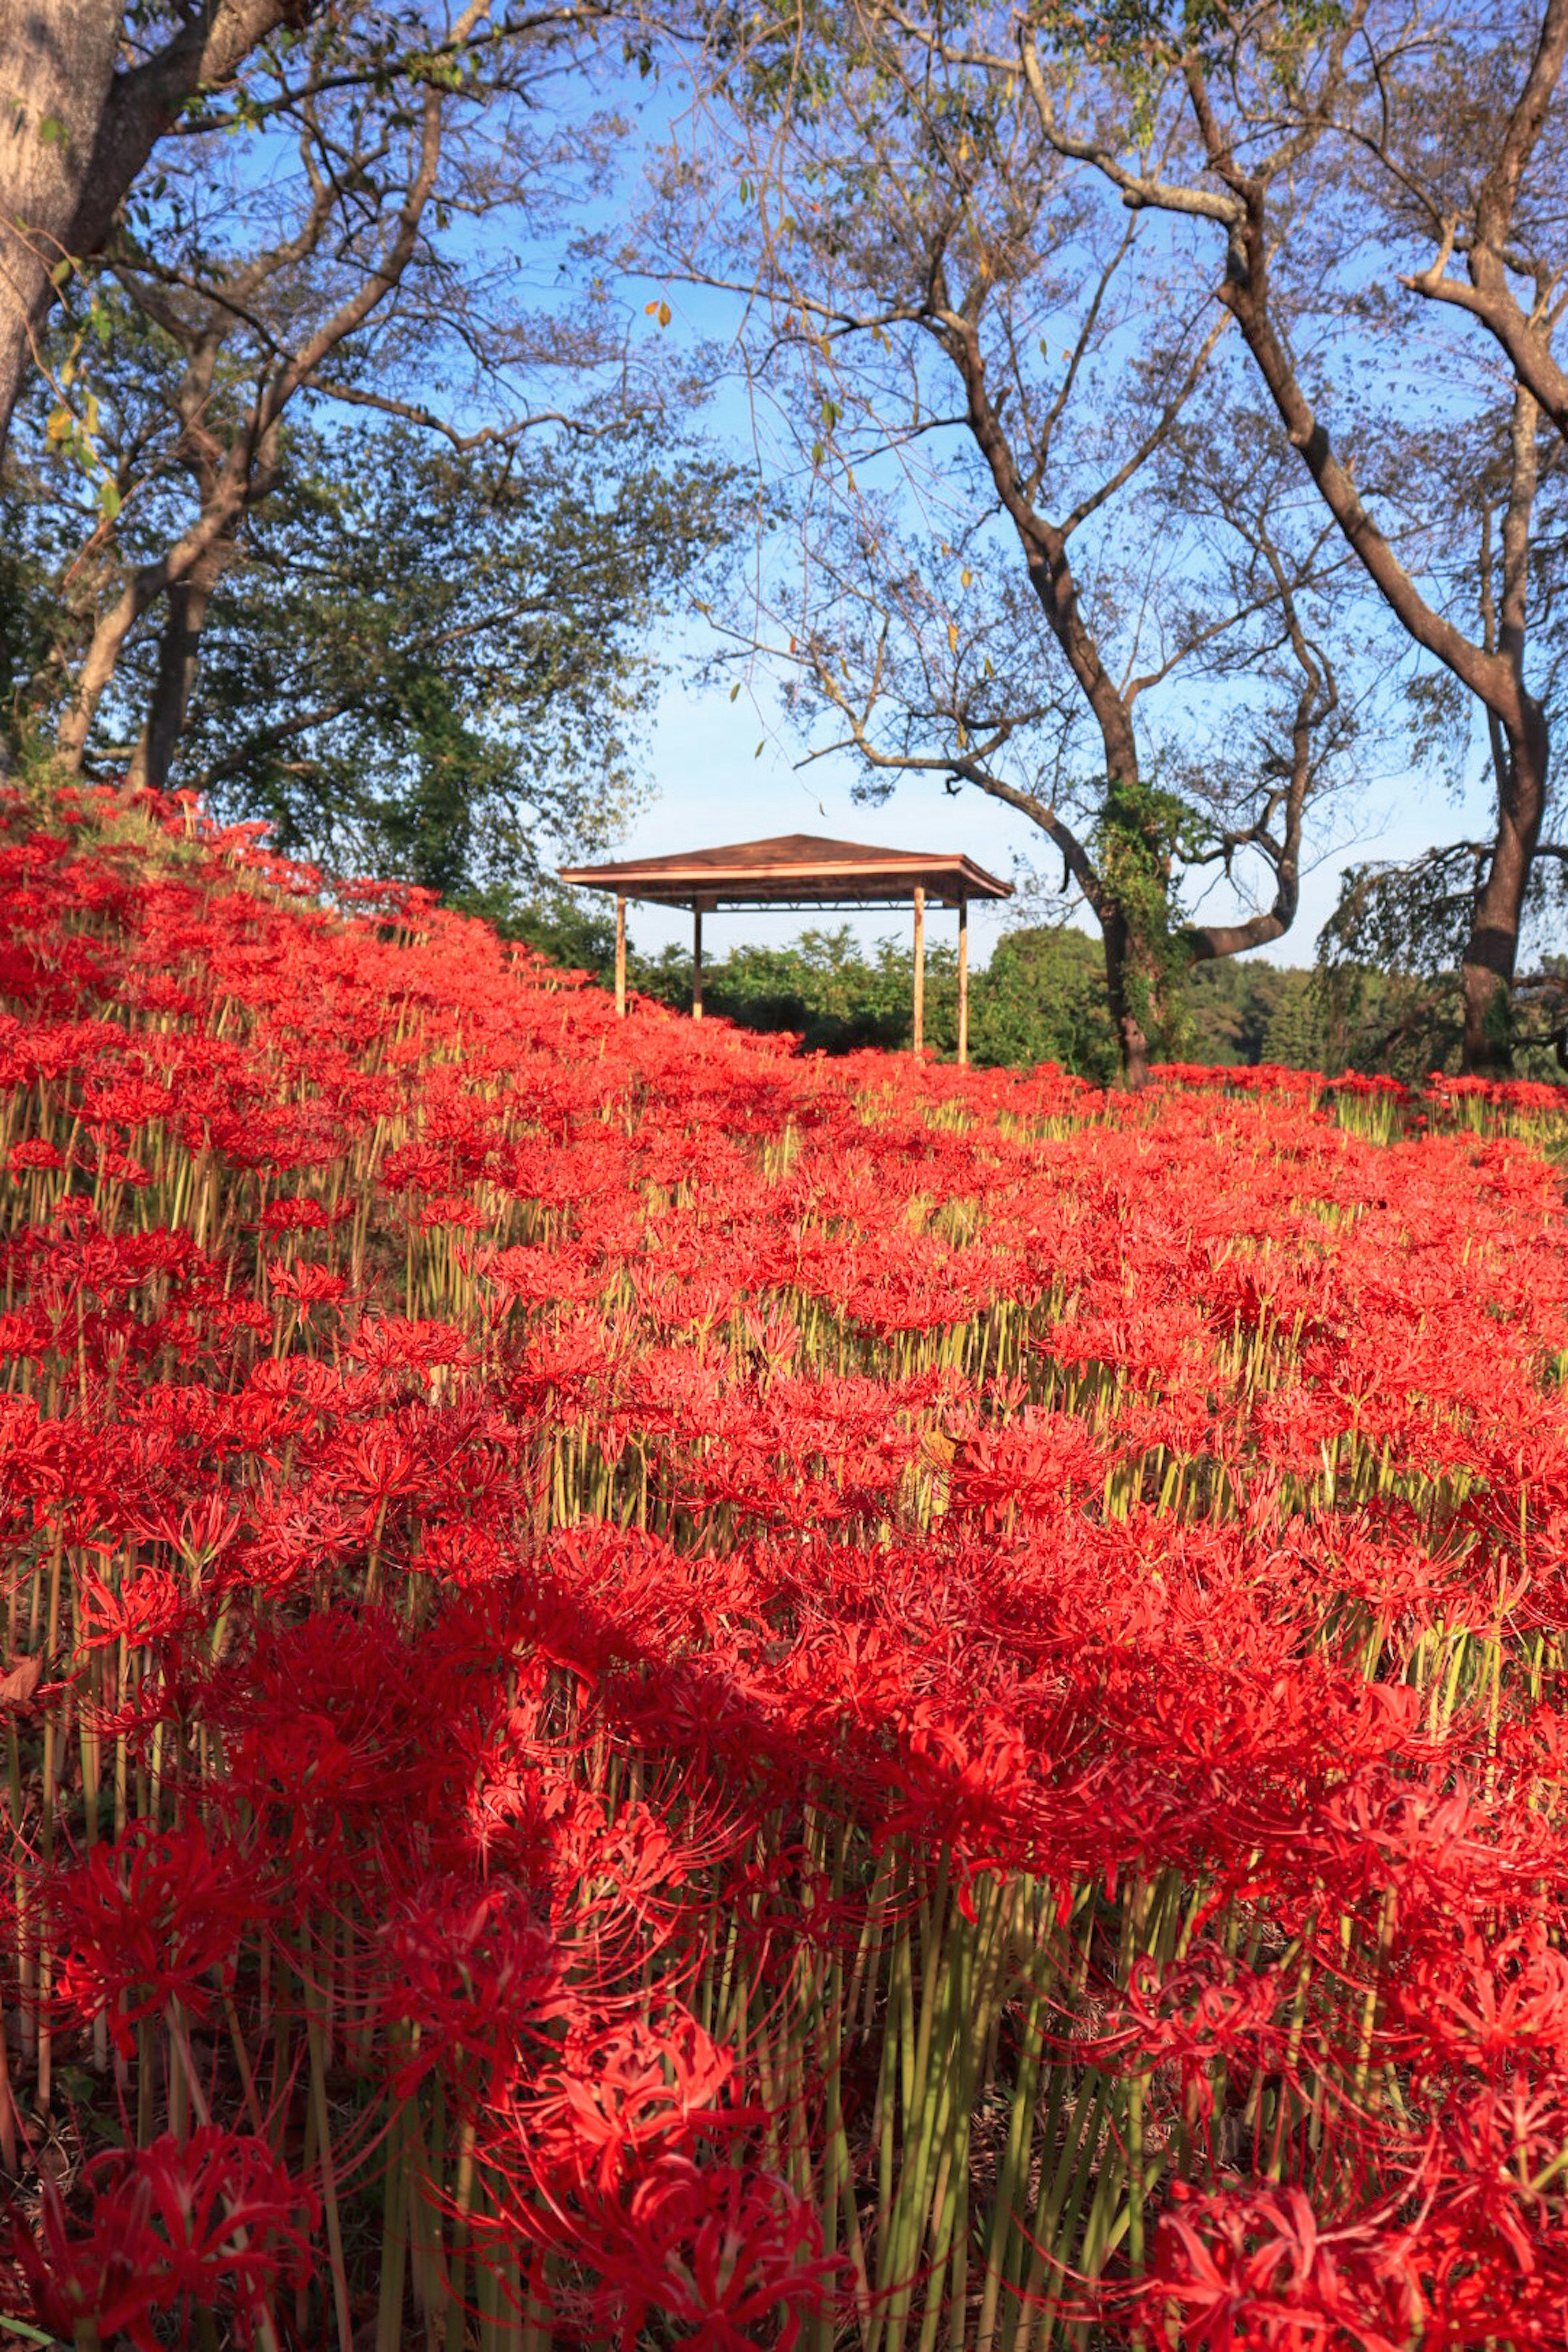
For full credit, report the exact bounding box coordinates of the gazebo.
[557,833,1013,1064]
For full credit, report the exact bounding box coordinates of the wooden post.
[614,894,627,1018]
[692,903,704,1021]
[957,891,969,1067]
[911,884,925,1058]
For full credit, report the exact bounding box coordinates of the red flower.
[12,2127,318,2351]
[586,2156,842,2352]
[52,1822,261,2054]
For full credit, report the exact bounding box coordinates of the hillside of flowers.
[3,783,1568,2350]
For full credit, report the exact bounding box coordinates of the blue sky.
[582,64,1492,980]
[193,25,1493,980]
[609,660,1468,972]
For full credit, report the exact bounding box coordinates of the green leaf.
[97,477,122,521]
[37,114,67,149]
[0,2316,61,2347]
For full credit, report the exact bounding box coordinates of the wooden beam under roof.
[558,832,1013,911]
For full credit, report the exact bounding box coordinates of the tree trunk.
[0,0,301,468]
[1460,699,1550,1074]
[126,547,227,793]
[56,559,163,771]
[938,295,1197,1091]
[1102,909,1155,1090]
[0,0,122,456]
[58,452,255,772]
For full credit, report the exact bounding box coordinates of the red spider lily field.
[4,787,1568,2352]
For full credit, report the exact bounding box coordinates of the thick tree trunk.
[1460,701,1550,1074]
[1210,171,1551,1080]
[127,547,226,793]
[1102,910,1155,1090]
[0,0,299,468]
[938,290,1199,1090]
[0,0,122,455]
[57,560,163,771]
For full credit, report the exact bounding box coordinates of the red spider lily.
[7,1136,65,1172]
[12,785,1568,2346]
[51,1822,263,2053]
[265,1256,349,1306]
[11,2127,318,2351]
[530,2009,738,2196]
[77,1561,190,1646]
[1137,2180,1425,2352]
[577,2155,843,2351]
[378,1876,564,2097]
[1102,1953,1293,2118]
[1389,1925,1568,2076]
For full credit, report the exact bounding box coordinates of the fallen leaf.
[0,1655,43,1709]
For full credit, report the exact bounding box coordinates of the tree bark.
[53,50,448,777]
[1461,702,1550,1072]
[1022,27,1557,1069]
[947,314,1169,1084]
[1403,0,1568,450]
[0,0,301,465]
[1189,91,1548,1071]
[1101,909,1153,1091]
[0,0,122,455]
[126,546,228,794]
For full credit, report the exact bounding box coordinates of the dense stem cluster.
[2,788,1568,2347]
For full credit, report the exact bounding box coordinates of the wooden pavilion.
[557,833,1013,1064]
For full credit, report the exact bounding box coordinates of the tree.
[3,0,659,814]
[0,1,621,474]
[1392,0,1568,454]
[1314,388,1568,1066]
[587,911,1329,1078]
[145,424,735,904]
[0,0,307,464]
[658,3,1371,1082]
[994,0,1560,1071]
[2,403,737,903]
[40,0,499,777]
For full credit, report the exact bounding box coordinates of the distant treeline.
[509,900,1367,1078]
[509,894,1568,1083]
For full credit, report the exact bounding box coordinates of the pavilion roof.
[558,833,1013,909]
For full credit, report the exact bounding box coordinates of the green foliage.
[493,884,619,971]
[637,926,940,1056]
[98,420,733,904]
[1315,843,1568,1080]
[1317,842,1483,985]
[1094,775,1210,1051]
[968,926,1121,1080]
[1314,843,1468,1078]
[176,425,731,899]
[185,427,735,902]
[0,538,63,741]
[1314,962,1462,1082]
[532,909,1332,1080]
[1185,958,1329,1070]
